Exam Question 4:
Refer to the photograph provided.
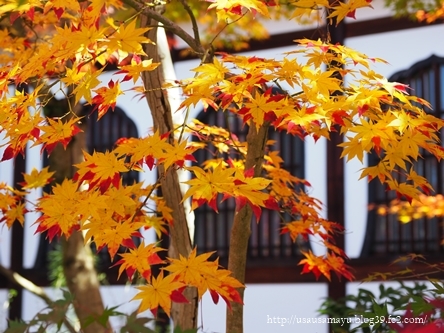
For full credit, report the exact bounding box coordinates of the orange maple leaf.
[299,250,332,280]
[326,252,354,281]
[299,250,354,281]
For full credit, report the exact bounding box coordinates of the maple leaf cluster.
[0,182,26,228]
[35,178,170,260]
[0,0,442,319]
[164,249,243,311]
[184,41,444,202]
[118,247,243,316]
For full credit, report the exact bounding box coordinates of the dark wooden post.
[326,11,347,304]
[8,153,26,322]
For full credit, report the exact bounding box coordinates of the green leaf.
[430,280,444,295]
[119,311,156,333]
[4,320,28,333]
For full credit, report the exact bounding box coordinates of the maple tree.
[0,0,443,332]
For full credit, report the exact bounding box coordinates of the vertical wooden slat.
[8,83,28,323]
[8,153,26,322]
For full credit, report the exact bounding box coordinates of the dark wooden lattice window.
[361,55,444,257]
[33,105,139,271]
[192,104,310,267]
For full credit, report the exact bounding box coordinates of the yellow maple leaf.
[165,248,244,307]
[183,164,235,212]
[328,0,373,24]
[83,218,144,260]
[191,57,228,82]
[74,150,129,193]
[115,241,164,280]
[290,0,329,20]
[45,0,80,19]
[133,271,186,316]
[207,0,270,20]
[53,24,106,59]
[76,189,109,223]
[359,161,392,183]
[302,69,342,98]
[114,131,170,170]
[21,167,55,190]
[161,140,197,170]
[339,136,366,162]
[165,248,216,288]
[144,215,168,238]
[104,183,139,218]
[238,93,286,129]
[71,68,104,104]
[36,179,81,238]
[117,56,160,84]
[1,201,26,228]
[105,19,152,56]
[152,196,173,225]
[230,169,272,220]
[386,179,421,203]
[383,144,408,171]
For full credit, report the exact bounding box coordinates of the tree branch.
[177,0,201,46]
[123,0,206,58]
[226,121,270,333]
[0,264,77,333]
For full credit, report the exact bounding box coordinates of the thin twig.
[178,0,202,49]
[123,0,207,59]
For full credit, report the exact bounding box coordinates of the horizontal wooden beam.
[2,256,443,288]
[244,256,444,283]
[171,17,444,62]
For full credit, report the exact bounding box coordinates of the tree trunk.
[44,99,110,333]
[226,123,269,333]
[140,13,198,331]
